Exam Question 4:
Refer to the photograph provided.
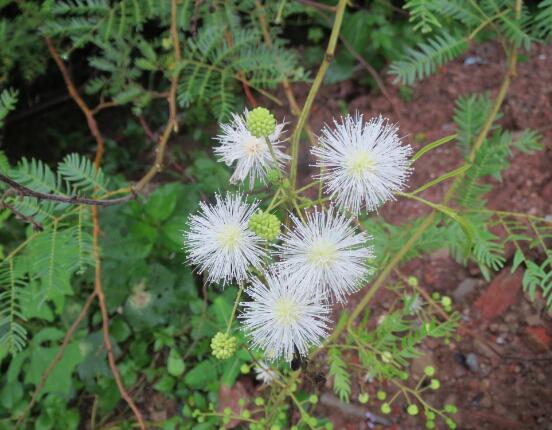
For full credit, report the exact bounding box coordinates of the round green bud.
[431,292,441,300]
[446,418,457,429]
[270,425,281,430]
[242,410,251,419]
[426,420,435,429]
[266,168,281,184]
[407,404,419,416]
[400,371,409,380]
[308,416,317,427]
[441,296,452,307]
[430,378,440,390]
[407,276,419,287]
[424,366,436,377]
[255,397,264,406]
[358,393,369,404]
[248,211,281,241]
[197,416,205,423]
[223,416,231,425]
[325,423,334,430]
[210,332,237,360]
[290,382,297,392]
[238,398,245,407]
[223,407,232,416]
[377,390,387,401]
[240,364,250,374]
[444,404,458,414]
[247,107,276,138]
[308,394,318,404]
[381,403,391,414]
[426,411,436,420]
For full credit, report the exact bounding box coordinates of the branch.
[0,173,133,206]
[45,37,147,430]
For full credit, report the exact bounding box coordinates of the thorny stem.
[289,0,348,189]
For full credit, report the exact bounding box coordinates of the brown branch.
[0,173,133,206]
[15,292,97,429]
[45,38,147,430]
[45,37,105,167]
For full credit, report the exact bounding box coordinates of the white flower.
[312,114,412,214]
[240,271,329,362]
[214,110,289,188]
[275,207,373,303]
[254,361,279,385]
[184,193,265,285]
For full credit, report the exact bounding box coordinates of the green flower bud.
[266,168,281,184]
[441,296,452,307]
[424,366,436,377]
[426,421,435,429]
[248,211,281,241]
[407,404,419,416]
[247,107,276,138]
[308,395,318,404]
[446,418,457,429]
[444,404,458,414]
[377,390,387,401]
[381,403,391,414]
[210,332,237,360]
[407,276,419,287]
[358,393,369,404]
[430,378,440,390]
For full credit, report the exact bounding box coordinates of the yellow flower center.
[307,239,337,266]
[274,298,300,326]
[243,136,264,156]
[217,223,243,249]
[346,151,375,177]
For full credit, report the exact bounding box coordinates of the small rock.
[475,268,523,321]
[453,278,478,302]
[525,326,551,352]
[466,353,480,372]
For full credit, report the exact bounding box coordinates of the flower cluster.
[183,107,412,366]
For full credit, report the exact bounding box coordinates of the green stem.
[289,0,348,188]
[409,164,470,195]
[411,134,457,163]
[226,284,245,333]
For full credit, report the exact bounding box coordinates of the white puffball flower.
[312,114,413,214]
[254,361,280,385]
[183,192,265,286]
[214,110,289,188]
[276,207,373,303]
[240,271,329,362]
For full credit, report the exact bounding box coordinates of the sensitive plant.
[0,0,551,429]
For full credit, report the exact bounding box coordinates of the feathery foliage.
[389,30,468,84]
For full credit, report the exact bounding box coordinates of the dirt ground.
[270,41,552,430]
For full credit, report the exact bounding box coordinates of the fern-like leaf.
[328,348,351,402]
[389,30,468,85]
[0,88,18,128]
[0,260,27,354]
[404,0,442,33]
[535,0,552,39]
[58,153,107,194]
[453,94,495,155]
